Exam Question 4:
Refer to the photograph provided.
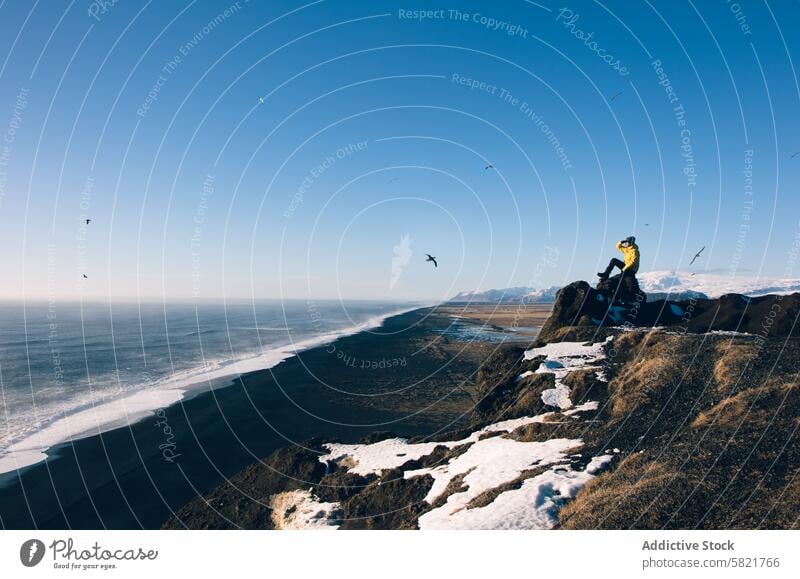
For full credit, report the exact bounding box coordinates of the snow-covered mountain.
[449,285,561,303]
[637,270,800,298]
[450,271,800,304]
[526,286,561,302]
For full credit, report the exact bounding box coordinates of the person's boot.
[597,270,610,279]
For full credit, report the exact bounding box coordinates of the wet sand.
[438,303,553,334]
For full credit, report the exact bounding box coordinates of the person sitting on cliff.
[598,236,639,280]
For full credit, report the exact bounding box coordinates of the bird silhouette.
[610,91,624,102]
[82,274,88,279]
[425,254,438,268]
[85,219,91,225]
[689,246,705,265]
[484,164,494,170]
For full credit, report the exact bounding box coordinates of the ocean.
[0,300,417,476]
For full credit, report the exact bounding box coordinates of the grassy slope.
[559,332,800,529]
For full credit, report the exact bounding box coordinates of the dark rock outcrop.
[539,279,800,343]
[470,345,555,426]
[335,474,434,530]
[163,441,328,529]
[596,272,646,303]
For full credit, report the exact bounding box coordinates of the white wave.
[0,306,419,476]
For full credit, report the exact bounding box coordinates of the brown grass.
[712,342,759,393]
[559,453,690,529]
[692,378,799,430]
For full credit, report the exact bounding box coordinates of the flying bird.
[425,254,438,268]
[85,219,91,224]
[82,274,88,279]
[610,91,624,102]
[258,96,265,105]
[689,246,705,265]
[484,164,494,170]
[791,151,800,158]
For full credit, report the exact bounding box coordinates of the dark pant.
[602,258,633,277]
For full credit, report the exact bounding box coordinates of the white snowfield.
[523,338,612,410]
[638,270,800,298]
[309,340,615,530]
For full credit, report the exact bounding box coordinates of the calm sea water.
[0,300,416,474]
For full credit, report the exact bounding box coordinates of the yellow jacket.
[616,240,640,272]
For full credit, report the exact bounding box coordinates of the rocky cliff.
[538,280,800,342]
[163,281,800,530]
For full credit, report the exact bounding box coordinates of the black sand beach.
[0,306,540,529]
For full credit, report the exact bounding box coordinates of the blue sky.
[1,0,799,301]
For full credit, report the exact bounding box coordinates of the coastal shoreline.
[0,305,544,529]
[0,305,424,479]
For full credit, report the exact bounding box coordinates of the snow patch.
[541,383,572,409]
[320,413,554,477]
[408,437,583,529]
[523,339,611,410]
[413,452,615,530]
[321,438,446,477]
[707,330,754,337]
[563,401,599,415]
[270,489,340,530]
[586,454,615,474]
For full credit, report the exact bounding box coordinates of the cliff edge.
[538,279,800,342]
[164,281,800,530]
